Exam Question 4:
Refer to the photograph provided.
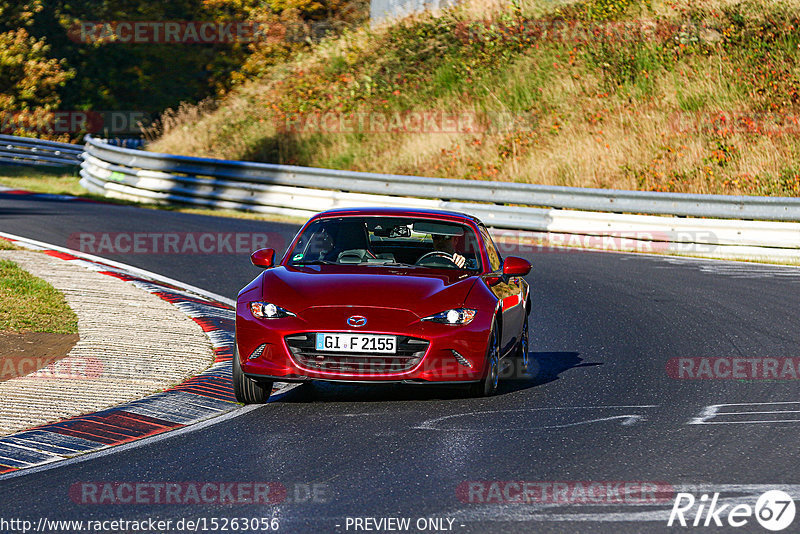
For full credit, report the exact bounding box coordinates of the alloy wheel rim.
[490,329,500,390]
[521,320,529,371]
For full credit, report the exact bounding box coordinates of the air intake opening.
[451,349,472,368]
[249,343,266,360]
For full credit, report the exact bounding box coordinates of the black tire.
[233,345,272,404]
[514,313,530,378]
[469,321,501,397]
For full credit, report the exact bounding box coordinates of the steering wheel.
[415,250,457,266]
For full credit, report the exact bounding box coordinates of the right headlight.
[250,301,296,319]
[421,308,477,325]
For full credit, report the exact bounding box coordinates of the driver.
[431,234,466,268]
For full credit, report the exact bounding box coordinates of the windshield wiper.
[375,262,419,267]
[291,259,338,265]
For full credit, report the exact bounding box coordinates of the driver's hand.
[453,253,466,268]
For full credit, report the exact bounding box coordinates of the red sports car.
[234,207,531,402]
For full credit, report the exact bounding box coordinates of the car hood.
[260,265,478,318]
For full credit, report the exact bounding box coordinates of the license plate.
[315,333,396,353]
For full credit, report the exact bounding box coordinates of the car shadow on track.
[499,351,602,394]
[277,381,476,403]
[274,351,600,402]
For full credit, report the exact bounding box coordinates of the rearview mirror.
[251,248,275,268]
[502,256,531,276]
[389,225,411,238]
[411,221,464,236]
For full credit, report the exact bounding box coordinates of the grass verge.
[0,166,85,196]
[0,259,78,334]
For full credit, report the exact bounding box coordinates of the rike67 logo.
[668,490,796,531]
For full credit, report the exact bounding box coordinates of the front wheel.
[469,321,500,397]
[233,345,272,404]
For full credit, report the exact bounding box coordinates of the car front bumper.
[236,310,492,383]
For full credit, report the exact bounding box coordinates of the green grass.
[0,166,85,196]
[0,259,78,334]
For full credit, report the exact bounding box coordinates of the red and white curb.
[0,231,292,479]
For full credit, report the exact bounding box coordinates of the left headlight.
[250,301,296,319]
[421,308,477,325]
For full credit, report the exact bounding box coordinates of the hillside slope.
[150,0,800,196]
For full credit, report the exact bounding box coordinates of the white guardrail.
[4,134,800,263]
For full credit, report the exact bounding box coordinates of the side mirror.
[251,248,275,268]
[502,256,531,277]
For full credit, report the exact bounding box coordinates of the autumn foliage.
[0,0,366,140]
[151,0,800,197]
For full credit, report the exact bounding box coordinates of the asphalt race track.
[2,191,800,533]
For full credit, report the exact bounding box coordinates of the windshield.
[286,216,482,271]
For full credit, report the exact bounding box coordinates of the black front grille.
[285,333,429,374]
